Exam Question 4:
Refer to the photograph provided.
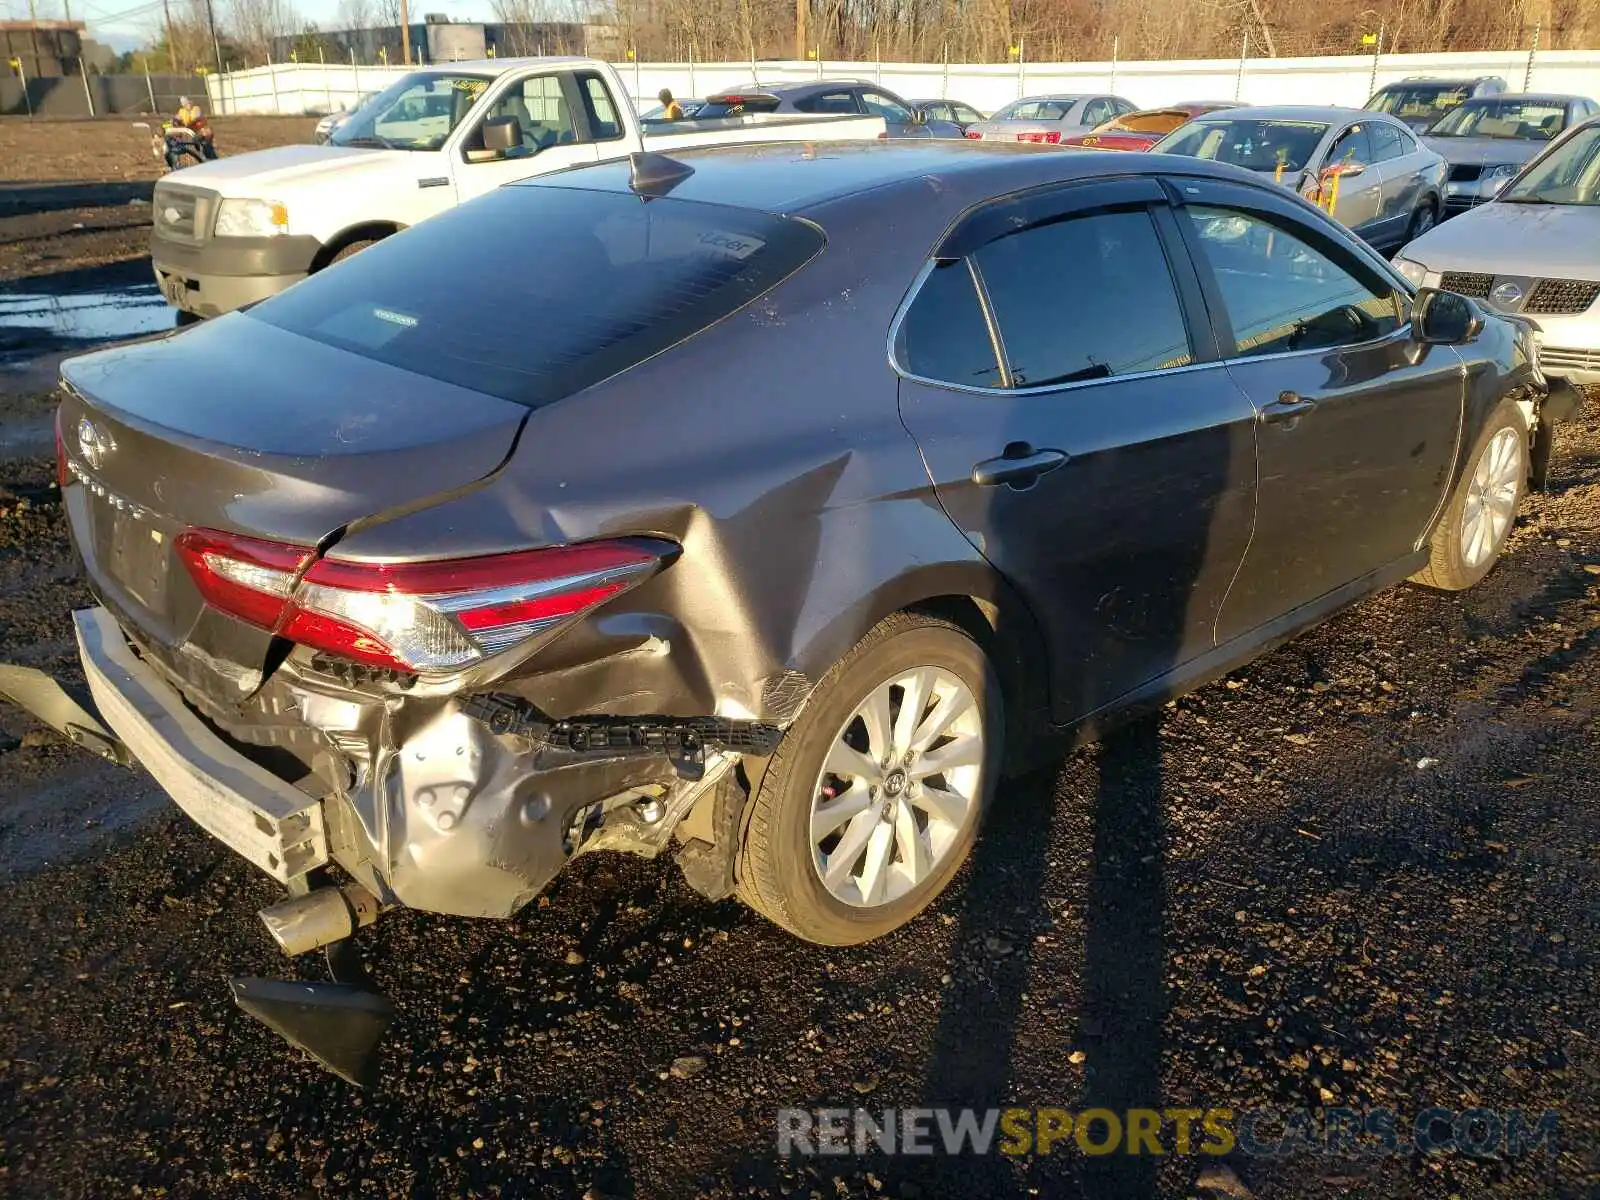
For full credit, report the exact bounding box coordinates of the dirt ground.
[0,116,317,283]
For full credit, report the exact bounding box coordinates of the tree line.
[126,0,1596,73]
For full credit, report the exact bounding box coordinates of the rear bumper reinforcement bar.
[73,605,329,883]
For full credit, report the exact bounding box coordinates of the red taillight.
[175,528,311,631]
[964,130,982,140]
[1016,131,1062,144]
[175,530,663,673]
[54,407,68,487]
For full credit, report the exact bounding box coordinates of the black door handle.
[971,445,1069,488]
[1258,390,1318,425]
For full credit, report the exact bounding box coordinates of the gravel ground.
[0,116,318,282]
[0,396,1595,1198]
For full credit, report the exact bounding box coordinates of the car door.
[858,88,929,138]
[1164,179,1465,644]
[452,71,605,204]
[1319,122,1385,239]
[894,178,1259,724]
[1372,121,1427,238]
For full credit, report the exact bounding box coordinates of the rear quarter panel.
[329,180,1010,726]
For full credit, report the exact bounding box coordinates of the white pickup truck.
[151,57,885,318]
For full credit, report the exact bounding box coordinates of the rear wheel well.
[903,593,1051,776]
[311,223,401,273]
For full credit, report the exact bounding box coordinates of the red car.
[1061,101,1239,151]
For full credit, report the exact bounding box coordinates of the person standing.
[658,88,684,120]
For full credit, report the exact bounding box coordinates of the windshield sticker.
[697,230,766,260]
[374,307,419,328]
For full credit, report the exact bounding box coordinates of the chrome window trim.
[886,255,1217,397]
[887,182,1422,395]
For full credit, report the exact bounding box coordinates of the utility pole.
[204,0,221,73]
[162,0,176,69]
[399,0,411,66]
[794,0,805,62]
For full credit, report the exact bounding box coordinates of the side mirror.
[481,115,523,155]
[1413,287,1484,345]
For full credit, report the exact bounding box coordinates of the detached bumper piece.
[230,974,393,1089]
[460,693,782,780]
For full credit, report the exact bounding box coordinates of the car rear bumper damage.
[3,603,782,1082]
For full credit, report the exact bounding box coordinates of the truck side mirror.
[482,115,523,155]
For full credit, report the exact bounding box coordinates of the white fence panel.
[207,48,1600,118]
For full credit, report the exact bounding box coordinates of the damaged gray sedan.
[15,139,1573,1083]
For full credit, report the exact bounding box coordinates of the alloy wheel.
[808,666,985,908]
[1460,426,1522,568]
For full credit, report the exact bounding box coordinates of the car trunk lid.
[59,314,528,682]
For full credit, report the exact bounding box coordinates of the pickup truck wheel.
[1412,401,1528,591]
[735,612,1002,946]
[325,237,381,268]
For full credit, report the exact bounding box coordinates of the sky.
[2,0,491,53]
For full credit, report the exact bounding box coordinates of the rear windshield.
[249,186,823,407]
[1368,84,1470,120]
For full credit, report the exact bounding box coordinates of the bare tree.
[227,0,300,62]
[336,0,373,31]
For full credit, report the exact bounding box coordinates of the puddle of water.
[0,282,173,348]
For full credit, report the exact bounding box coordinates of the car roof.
[1453,92,1586,104]
[1002,94,1090,103]
[520,138,1279,218]
[412,55,593,75]
[1189,104,1376,123]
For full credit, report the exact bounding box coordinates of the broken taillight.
[1016,131,1062,144]
[175,530,664,673]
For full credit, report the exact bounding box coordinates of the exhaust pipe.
[258,883,380,957]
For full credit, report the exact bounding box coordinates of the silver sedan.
[1151,105,1447,251]
[963,93,1137,144]
[1394,115,1600,385]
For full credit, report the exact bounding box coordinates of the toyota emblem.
[76,418,112,470]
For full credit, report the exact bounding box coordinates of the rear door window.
[795,91,860,115]
[974,209,1193,386]
[250,187,824,408]
[896,260,1005,389]
[1369,122,1405,161]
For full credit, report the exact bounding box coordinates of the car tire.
[325,237,381,268]
[734,611,1003,946]
[1412,400,1528,591]
[1406,200,1438,242]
